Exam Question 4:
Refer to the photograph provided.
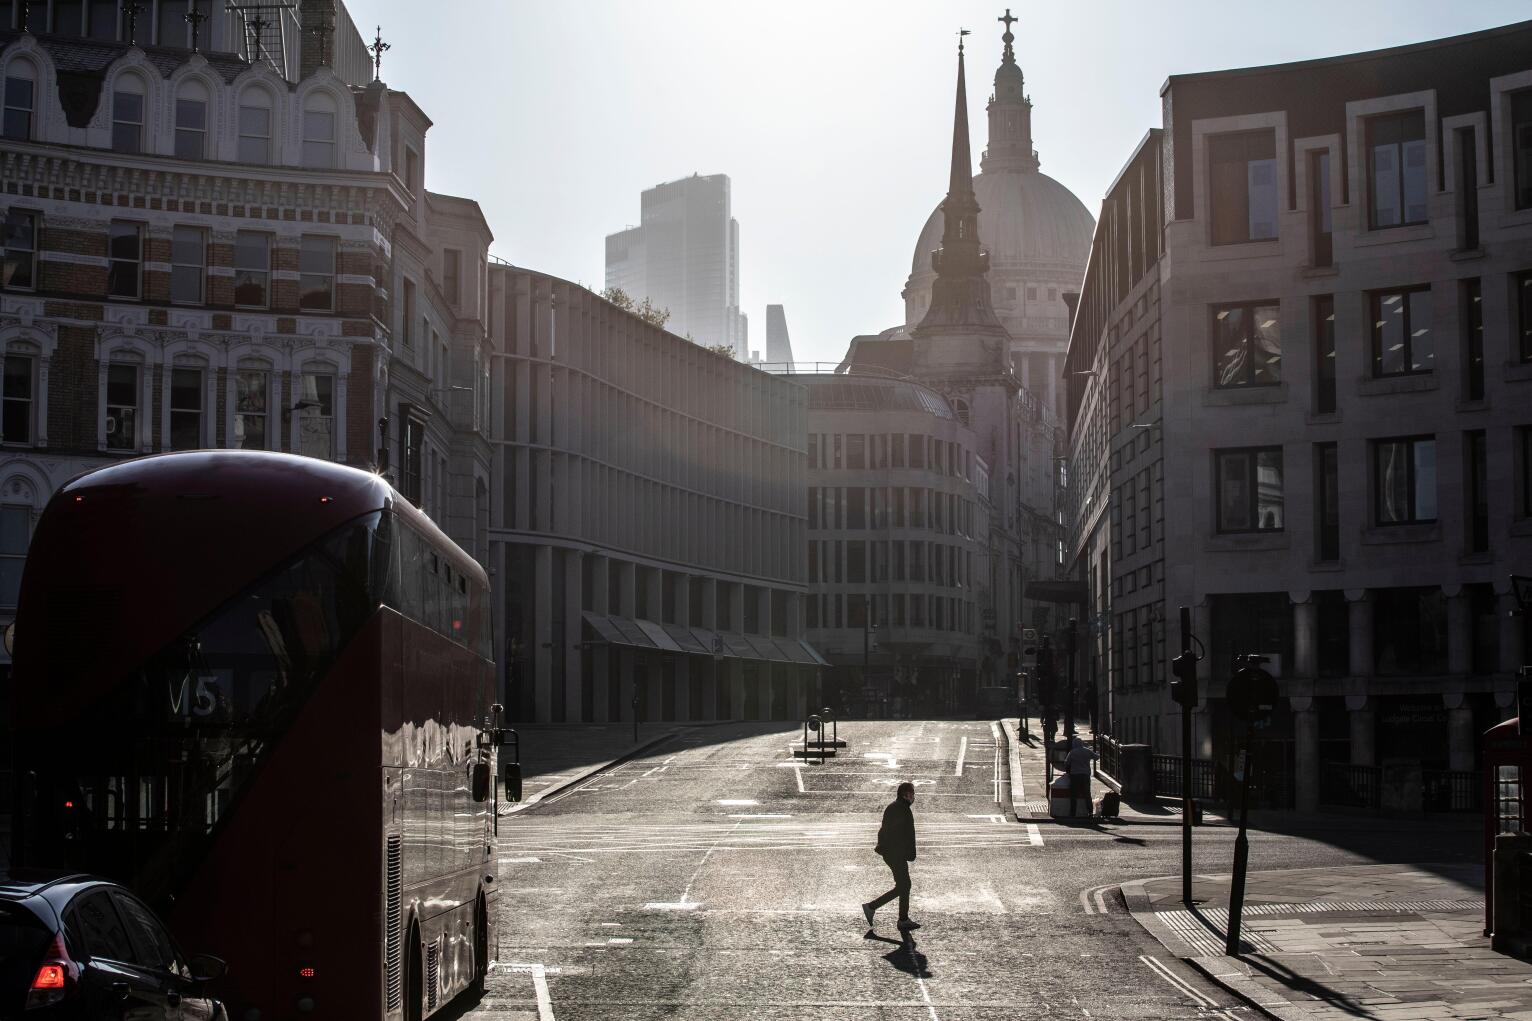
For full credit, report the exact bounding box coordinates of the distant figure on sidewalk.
[1065,736,1096,818]
[862,781,919,932]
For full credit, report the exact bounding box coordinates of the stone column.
[1346,695,1374,766]
[1291,696,1319,812]
[1444,692,1475,773]
[1291,592,1317,679]
[590,555,610,722]
[533,545,553,722]
[1346,590,1372,680]
[617,561,637,724]
[1499,591,1526,677]
[1446,585,1472,676]
[700,578,720,719]
[563,550,583,722]
[729,582,746,720]
[673,574,692,722]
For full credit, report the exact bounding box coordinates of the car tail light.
[25,934,76,1009]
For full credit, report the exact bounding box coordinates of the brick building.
[0,1,494,689]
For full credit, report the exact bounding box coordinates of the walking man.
[862,781,919,931]
[1065,735,1096,818]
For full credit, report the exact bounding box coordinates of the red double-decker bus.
[8,451,499,1020]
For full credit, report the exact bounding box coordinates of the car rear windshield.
[0,904,50,1012]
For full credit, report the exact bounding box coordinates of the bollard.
[794,713,836,759]
[821,706,848,748]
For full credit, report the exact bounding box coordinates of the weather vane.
[369,25,391,82]
[957,27,971,53]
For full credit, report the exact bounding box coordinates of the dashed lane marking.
[954,736,968,776]
[794,765,805,793]
[1026,824,1044,846]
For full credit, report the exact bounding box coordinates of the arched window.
[236,86,273,163]
[174,78,209,159]
[2,61,36,141]
[301,92,337,169]
[111,74,145,154]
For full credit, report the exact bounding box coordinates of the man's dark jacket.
[875,797,916,862]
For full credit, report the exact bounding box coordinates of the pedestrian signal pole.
[1225,654,1278,956]
[1170,607,1200,907]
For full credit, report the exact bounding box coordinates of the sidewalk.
[1121,863,1529,1020]
[1001,717,1228,825]
[497,722,696,814]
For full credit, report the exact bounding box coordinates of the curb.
[1000,717,1028,822]
[1119,877,1293,1020]
[499,727,684,816]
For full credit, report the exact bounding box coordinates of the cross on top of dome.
[999,9,1017,63]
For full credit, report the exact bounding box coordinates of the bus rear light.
[298,966,315,978]
[319,496,332,504]
[72,495,83,503]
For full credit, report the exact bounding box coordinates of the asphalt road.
[456,719,1480,1020]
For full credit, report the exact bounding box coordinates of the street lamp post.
[1063,617,1078,736]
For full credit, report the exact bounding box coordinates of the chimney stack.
[298,0,337,81]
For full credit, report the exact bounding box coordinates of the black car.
[0,871,226,1020]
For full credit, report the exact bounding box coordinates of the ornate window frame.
[95,331,156,454]
[225,339,287,452]
[160,335,223,450]
[0,321,56,448]
[289,346,349,462]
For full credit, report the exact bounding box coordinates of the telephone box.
[1483,717,1530,936]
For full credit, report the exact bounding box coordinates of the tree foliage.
[704,343,736,359]
[600,286,670,329]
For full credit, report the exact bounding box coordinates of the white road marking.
[499,856,544,864]
[1138,954,1214,1008]
[966,814,1006,823]
[505,963,556,1021]
[916,974,941,1021]
[989,720,1003,803]
[955,736,968,776]
[716,799,758,806]
[794,765,805,793]
[643,902,701,910]
[1026,824,1044,846]
[1094,886,1110,914]
[728,813,792,818]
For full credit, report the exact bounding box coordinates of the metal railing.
[1097,734,1120,784]
[1152,754,1217,800]
[1320,762,1381,810]
[1423,769,1480,812]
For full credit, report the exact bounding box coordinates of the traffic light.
[1227,654,1279,723]
[1169,650,1198,707]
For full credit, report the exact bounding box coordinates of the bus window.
[22,511,390,894]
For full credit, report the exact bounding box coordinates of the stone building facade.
[489,265,819,723]
[796,372,997,714]
[0,3,495,682]
[1064,21,1532,809]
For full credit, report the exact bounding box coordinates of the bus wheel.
[471,895,489,998]
[406,925,424,1021]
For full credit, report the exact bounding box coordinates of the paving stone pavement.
[1121,862,1532,1020]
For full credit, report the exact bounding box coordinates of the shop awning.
[581,612,827,667]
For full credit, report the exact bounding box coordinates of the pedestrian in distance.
[862,781,919,932]
[1065,735,1096,819]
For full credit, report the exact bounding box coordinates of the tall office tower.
[765,305,794,364]
[605,173,748,356]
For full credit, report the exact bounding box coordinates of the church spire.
[915,35,1006,339]
[982,8,1039,173]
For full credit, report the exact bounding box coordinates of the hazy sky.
[357,1,1528,365]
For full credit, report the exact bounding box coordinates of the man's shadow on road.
[866,930,932,978]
